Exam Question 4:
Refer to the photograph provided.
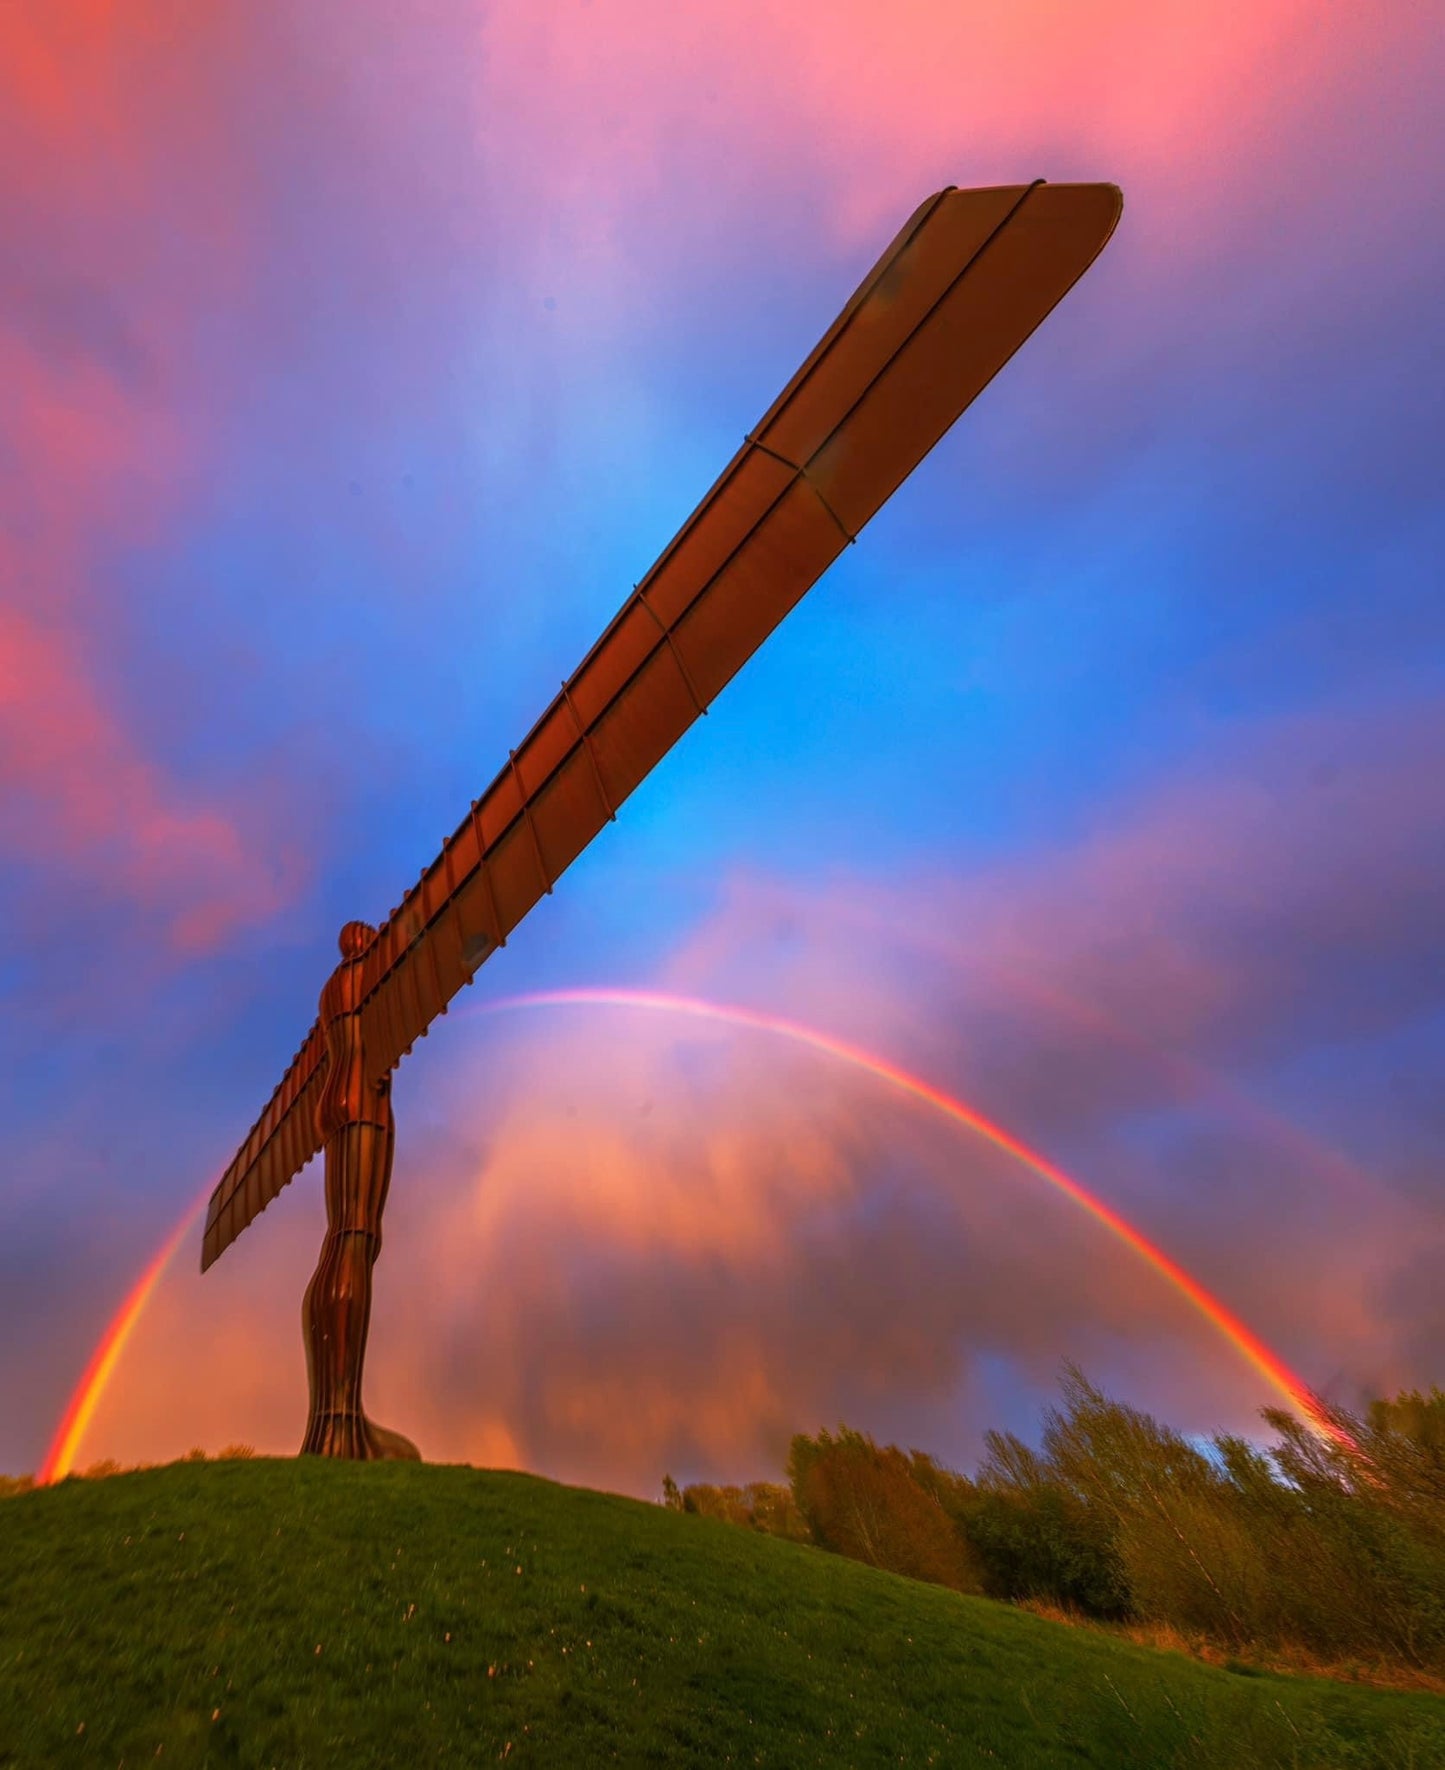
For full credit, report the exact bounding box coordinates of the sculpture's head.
[338,920,377,960]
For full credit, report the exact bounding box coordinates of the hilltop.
[1,1458,1441,1767]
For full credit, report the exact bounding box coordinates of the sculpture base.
[301,1411,421,1462]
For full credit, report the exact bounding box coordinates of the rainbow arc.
[38,989,1334,1483]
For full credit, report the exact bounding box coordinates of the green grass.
[1,1459,1441,1768]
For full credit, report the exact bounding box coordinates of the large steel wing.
[201,1020,325,1270]
[201,179,1123,1272]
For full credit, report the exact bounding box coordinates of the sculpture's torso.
[316,952,391,1136]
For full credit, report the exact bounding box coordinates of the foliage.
[782,1419,1129,1620]
[1368,1385,1445,1470]
[672,1366,1445,1687]
[678,1478,810,1542]
[1014,1366,1445,1671]
[1246,1396,1445,1668]
[789,1425,984,1592]
[965,1479,1133,1621]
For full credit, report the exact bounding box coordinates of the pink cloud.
[462,0,1407,296]
[0,4,296,954]
[0,604,295,950]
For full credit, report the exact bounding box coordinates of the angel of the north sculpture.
[200,180,1123,1460]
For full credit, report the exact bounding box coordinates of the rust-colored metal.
[300,922,420,1460]
[199,180,1122,1459]
[633,582,710,716]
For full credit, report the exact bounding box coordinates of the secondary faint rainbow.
[38,987,1338,1481]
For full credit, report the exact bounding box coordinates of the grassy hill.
[1,1458,1441,1768]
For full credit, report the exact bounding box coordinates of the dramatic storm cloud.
[3,0,1441,1489]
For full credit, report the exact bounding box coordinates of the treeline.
[665,1367,1445,1681]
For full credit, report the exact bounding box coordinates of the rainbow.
[38,987,1333,1482]
[37,1193,210,1484]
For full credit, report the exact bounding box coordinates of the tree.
[789,1427,982,1593]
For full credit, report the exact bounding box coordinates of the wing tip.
[1076,178,1125,226]
[1001,176,1126,260]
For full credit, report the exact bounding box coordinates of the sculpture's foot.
[301,1410,367,1459]
[301,1410,420,1462]
[363,1416,421,1462]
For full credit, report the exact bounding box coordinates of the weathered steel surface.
[298,922,421,1460]
[200,180,1122,1275]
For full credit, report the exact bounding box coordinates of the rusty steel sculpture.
[200,181,1123,1460]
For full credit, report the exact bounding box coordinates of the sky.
[2,0,1442,1497]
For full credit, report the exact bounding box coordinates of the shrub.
[789,1427,982,1593]
[668,1367,1445,1680]
[680,1480,811,1542]
[964,1482,1132,1620]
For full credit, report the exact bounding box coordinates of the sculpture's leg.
[358,1112,419,1462]
[301,1119,419,1461]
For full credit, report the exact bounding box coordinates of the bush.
[680,1480,811,1542]
[789,1427,982,1593]
[964,1481,1131,1620]
[669,1368,1445,1681]
[1247,1401,1445,1668]
[1029,1367,1445,1672]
